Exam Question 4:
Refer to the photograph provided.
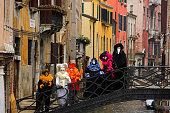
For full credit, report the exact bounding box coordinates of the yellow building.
[82,0,114,65]
[13,0,39,97]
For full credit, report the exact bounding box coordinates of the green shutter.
[82,3,84,13]
[93,3,94,17]
[97,5,98,19]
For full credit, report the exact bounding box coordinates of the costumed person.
[36,69,53,112]
[99,51,114,76]
[66,62,83,103]
[99,51,116,94]
[112,43,127,70]
[112,43,127,88]
[56,63,71,105]
[84,58,104,98]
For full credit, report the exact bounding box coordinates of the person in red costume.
[66,62,83,103]
[66,62,83,90]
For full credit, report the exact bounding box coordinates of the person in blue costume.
[84,58,104,98]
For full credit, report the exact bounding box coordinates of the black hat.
[100,51,107,59]
[114,43,124,50]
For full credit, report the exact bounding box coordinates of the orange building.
[107,0,127,54]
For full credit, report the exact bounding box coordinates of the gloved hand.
[100,71,104,75]
[40,84,44,89]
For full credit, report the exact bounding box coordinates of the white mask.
[92,60,96,64]
[117,47,121,54]
[61,68,65,74]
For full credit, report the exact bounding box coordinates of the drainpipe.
[32,28,35,98]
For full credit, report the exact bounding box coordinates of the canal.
[84,100,155,113]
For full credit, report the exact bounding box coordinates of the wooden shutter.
[30,0,38,8]
[59,44,64,63]
[51,43,58,64]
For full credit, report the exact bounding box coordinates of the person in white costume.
[56,63,71,105]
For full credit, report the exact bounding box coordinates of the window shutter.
[51,43,58,64]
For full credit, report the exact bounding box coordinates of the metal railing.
[16,66,170,113]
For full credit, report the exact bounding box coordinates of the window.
[29,0,38,8]
[143,7,145,30]
[119,14,122,31]
[130,5,133,13]
[110,12,113,24]
[107,11,109,23]
[101,8,107,22]
[104,36,105,51]
[107,38,108,51]
[110,39,112,53]
[124,0,127,3]
[90,25,91,47]
[124,16,126,31]
[112,21,116,35]
[115,12,116,20]
[97,33,98,51]
[14,37,20,55]
[99,5,100,21]
[92,3,94,17]
[124,41,126,52]
[101,37,103,52]
[154,11,156,29]
[98,36,100,54]
[82,3,84,13]
[146,8,149,30]
[97,5,98,19]
[28,39,32,65]
[158,13,161,31]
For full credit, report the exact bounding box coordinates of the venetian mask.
[61,68,65,74]
[117,47,121,54]
[92,60,96,65]
[45,72,49,76]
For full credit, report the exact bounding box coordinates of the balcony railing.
[38,0,67,14]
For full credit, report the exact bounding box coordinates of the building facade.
[148,0,161,66]
[127,0,137,66]
[0,0,14,112]
[108,0,127,54]
[82,0,113,66]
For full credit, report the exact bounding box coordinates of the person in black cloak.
[84,58,104,98]
[112,43,127,88]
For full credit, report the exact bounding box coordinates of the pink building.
[107,0,127,54]
[130,0,161,66]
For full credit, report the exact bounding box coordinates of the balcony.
[39,0,67,34]
[149,0,161,7]
[40,10,63,33]
[38,0,67,14]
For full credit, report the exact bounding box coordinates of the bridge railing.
[127,66,170,89]
[16,66,170,112]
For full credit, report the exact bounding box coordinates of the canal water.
[84,100,155,113]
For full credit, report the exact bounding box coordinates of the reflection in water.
[83,100,155,113]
